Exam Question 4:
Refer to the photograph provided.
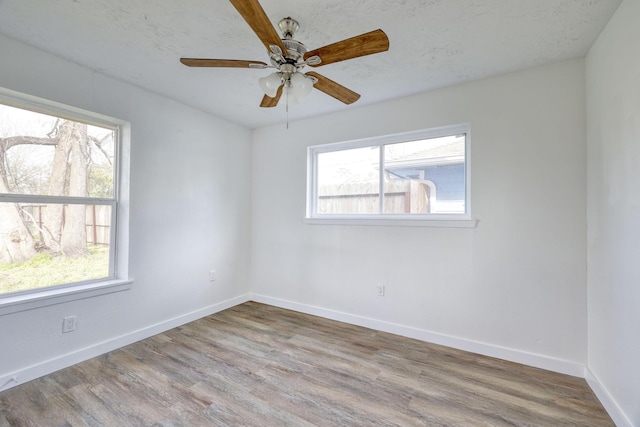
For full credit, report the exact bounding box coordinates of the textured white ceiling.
[0,0,621,129]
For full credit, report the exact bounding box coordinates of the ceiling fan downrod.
[278,17,299,39]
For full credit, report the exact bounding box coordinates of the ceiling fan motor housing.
[267,17,308,68]
[283,39,307,63]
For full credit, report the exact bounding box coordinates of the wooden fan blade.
[229,0,287,54]
[180,58,268,68]
[306,72,360,104]
[304,29,389,67]
[260,85,283,108]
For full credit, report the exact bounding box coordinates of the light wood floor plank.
[0,302,614,426]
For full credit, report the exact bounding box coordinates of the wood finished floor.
[0,302,613,426]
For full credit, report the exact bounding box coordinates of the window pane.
[317,146,380,214]
[0,104,115,198]
[0,202,111,295]
[383,134,466,214]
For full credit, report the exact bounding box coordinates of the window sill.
[304,217,478,228]
[0,279,133,316]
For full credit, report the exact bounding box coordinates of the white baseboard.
[0,294,251,393]
[585,368,634,427]
[250,294,585,378]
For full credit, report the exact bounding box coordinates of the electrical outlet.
[209,270,216,281]
[377,284,385,296]
[62,315,78,333]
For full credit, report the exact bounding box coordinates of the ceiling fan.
[180,0,390,108]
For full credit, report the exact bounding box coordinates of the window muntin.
[308,125,470,220]
[0,94,120,297]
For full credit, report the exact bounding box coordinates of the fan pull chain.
[286,88,289,129]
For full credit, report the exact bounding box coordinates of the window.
[0,88,130,313]
[306,124,475,226]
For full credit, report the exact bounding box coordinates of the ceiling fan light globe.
[291,73,314,99]
[283,85,300,105]
[259,72,282,97]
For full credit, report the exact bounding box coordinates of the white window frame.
[0,88,132,316]
[305,124,477,227]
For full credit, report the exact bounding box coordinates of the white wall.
[586,0,640,425]
[0,34,253,386]
[251,59,588,372]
